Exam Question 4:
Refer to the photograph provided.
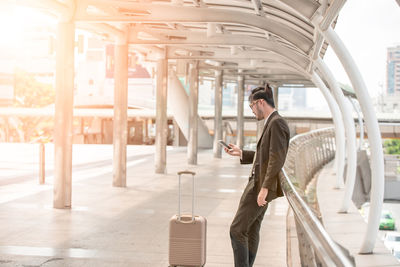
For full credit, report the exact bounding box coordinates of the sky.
[323,0,400,98]
[0,6,55,47]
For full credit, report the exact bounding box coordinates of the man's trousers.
[230,179,268,267]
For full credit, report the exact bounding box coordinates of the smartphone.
[218,140,232,150]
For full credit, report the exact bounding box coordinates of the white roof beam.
[277,0,320,20]
[312,34,324,58]
[216,24,230,34]
[171,0,183,5]
[167,23,177,30]
[222,75,312,84]
[230,46,238,55]
[309,0,345,71]
[251,0,265,16]
[76,22,124,40]
[166,54,303,75]
[207,23,216,37]
[320,0,329,16]
[75,1,313,53]
[128,28,309,70]
[134,25,171,42]
[192,0,205,8]
[198,61,300,73]
[237,74,305,80]
[319,0,346,31]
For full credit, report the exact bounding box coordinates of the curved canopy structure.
[8,0,340,86]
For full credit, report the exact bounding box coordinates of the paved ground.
[0,144,288,267]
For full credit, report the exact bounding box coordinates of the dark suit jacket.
[240,111,290,201]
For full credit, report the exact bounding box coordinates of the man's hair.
[249,83,275,108]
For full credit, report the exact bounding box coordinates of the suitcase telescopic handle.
[178,170,196,222]
[178,170,196,175]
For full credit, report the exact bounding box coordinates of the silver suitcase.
[169,170,207,267]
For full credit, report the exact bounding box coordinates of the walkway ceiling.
[11,0,341,87]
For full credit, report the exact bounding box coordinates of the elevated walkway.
[0,144,286,266]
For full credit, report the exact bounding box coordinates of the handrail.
[280,169,354,267]
[280,127,355,267]
[284,127,336,190]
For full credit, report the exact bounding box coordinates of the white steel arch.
[315,58,358,214]
[321,26,385,255]
[311,73,345,189]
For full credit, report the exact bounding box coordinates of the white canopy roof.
[8,0,344,86]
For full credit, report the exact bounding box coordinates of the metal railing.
[280,127,355,267]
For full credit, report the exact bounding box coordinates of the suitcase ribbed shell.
[169,214,206,267]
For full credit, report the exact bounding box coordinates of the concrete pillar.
[53,21,75,209]
[168,70,212,148]
[256,119,265,142]
[273,86,279,110]
[295,217,318,267]
[155,58,168,173]
[39,143,45,185]
[213,69,223,158]
[112,33,128,187]
[188,61,199,165]
[236,74,244,149]
[173,119,186,147]
[5,118,9,142]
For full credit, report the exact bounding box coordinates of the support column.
[256,82,265,141]
[112,33,128,187]
[155,57,168,173]
[315,59,357,213]
[5,118,9,142]
[53,20,75,209]
[348,96,364,150]
[213,69,223,158]
[188,61,199,165]
[323,26,384,253]
[256,119,265,142]
[311,73,345,188]
[272,85,279,110]
[236,74,244,149]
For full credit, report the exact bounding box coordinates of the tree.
[383,139,400,155]
[13,69,55,142]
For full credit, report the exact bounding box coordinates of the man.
[224,84,290,267]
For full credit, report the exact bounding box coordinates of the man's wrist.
[261,187,268,191]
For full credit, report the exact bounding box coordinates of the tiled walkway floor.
[0,145,288,266]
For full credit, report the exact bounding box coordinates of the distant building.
[278,86,306,111]
[387,45,400,96]
[384,45,400,112]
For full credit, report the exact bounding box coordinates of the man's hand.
[257,188,269,207]
[224,143,242,157]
